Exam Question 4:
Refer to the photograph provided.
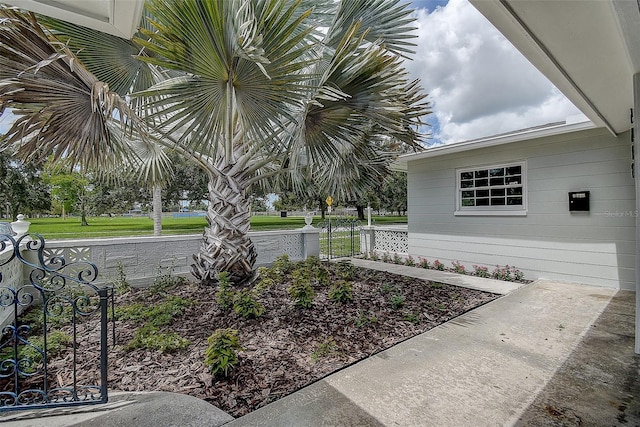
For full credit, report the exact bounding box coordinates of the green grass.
[26,215,407,240]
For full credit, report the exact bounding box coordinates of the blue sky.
[406,0,581,145]
[1,0,581,145]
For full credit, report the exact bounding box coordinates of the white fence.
[360,226,409,256]
[6,229,319,288]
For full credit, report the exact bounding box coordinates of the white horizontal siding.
[407,127,635,289]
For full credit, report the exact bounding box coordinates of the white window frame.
[455,161,527,216]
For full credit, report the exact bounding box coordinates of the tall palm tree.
[0,0,430,285]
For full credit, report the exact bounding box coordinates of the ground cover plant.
[368,252,529,283]
[1,257,497,417]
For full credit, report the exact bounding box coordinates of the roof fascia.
[392,120,597,172]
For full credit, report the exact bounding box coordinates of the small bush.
[433,260,445,271]
[473,264,490,278]
[390,294,405,309]
[115,296,194,327]
[492,265,512,281]
[314,266,330,287]
[335,260,355,280]
[204,328,242,377]
[451,261,466,275]
[273,254,294,275]
[380,283,397,294]
[215,272,234,309]
[328,280,353,304]
[418,257,430,269]
[381,252,391,263]
[369,252,380,261]
[112,262,130,294]
[311,337,339,361]
[126,324,190,353]
[392,253,402,264]
[253,276,276,295]
[403,312,421,324]
[151,265,187,294]
[287,270,315,309]
[405,255,416,267]
[233,290,265,318]
[353,310,378,327]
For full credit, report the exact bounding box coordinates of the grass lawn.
[25,214,407,239]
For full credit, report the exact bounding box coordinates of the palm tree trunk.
[191,163,257,286]
[152,184,162,236]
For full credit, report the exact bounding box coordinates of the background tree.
[0,1,429,285]
[381,171,408,215]
[0,151,50,219]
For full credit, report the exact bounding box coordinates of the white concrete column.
[634,72,640,354]
[301,228,320,260]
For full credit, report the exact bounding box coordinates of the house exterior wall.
[407,127,635,289]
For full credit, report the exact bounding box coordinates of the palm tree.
[0,0,430,285]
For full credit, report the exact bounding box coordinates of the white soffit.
[2,0,144,39]
[470,0,637,136]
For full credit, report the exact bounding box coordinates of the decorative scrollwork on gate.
[0,233,112,412]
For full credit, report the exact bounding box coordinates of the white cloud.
[406,0,581,144]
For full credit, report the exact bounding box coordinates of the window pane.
[461,180,474,188]
[506,176,522,185]
[476,190,489,197]
[462,190,474,198]
[476,198,490,206]
[462,199,475,207]
[491,188,505,197]
[506,166,521,175]
[475,178,488,187]
[491,198,506,205]
[490,168,504,177]
[507,197,523,205]
[461,172,473,180]
[490,177,504,186]
[507,187,522,196]
[475,170,488,178]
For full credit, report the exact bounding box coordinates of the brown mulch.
[7,264,498,418]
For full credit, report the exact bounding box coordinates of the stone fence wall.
[19,228,320,286]
[360,226,408,257]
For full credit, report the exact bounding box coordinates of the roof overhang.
[469,0,640,136]
[393,119,597,172]
[2,0,145,39]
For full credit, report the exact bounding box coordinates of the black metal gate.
[0,234,112,411]
[318,217,362,260]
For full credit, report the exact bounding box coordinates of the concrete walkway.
[1,260,638,426]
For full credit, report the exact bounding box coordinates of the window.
[456,161,526,216]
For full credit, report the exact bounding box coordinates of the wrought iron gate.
[0,233,113,411]
[318,217,362,260]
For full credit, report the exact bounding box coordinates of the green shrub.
[125,324,190,353]
[353,310,378,327]
[314,266,330,287]
[204,328,242,377]
[215,272,234,310]
[233,290,265,318]
[404,312,421,324]
[328,280,353,304]
[390,294,405,310]
[392,253,403,264]
[151,265,187,294]
[273,254,294,275]
[287,270,315,308]
[252,276,276,295]
[115,296,194,327]
[335,260,355,280]
[311,336,339,361]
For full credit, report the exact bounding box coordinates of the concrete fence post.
[301,227,320,259]
[360,226,375,256]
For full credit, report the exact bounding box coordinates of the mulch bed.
[5,263,498,418]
